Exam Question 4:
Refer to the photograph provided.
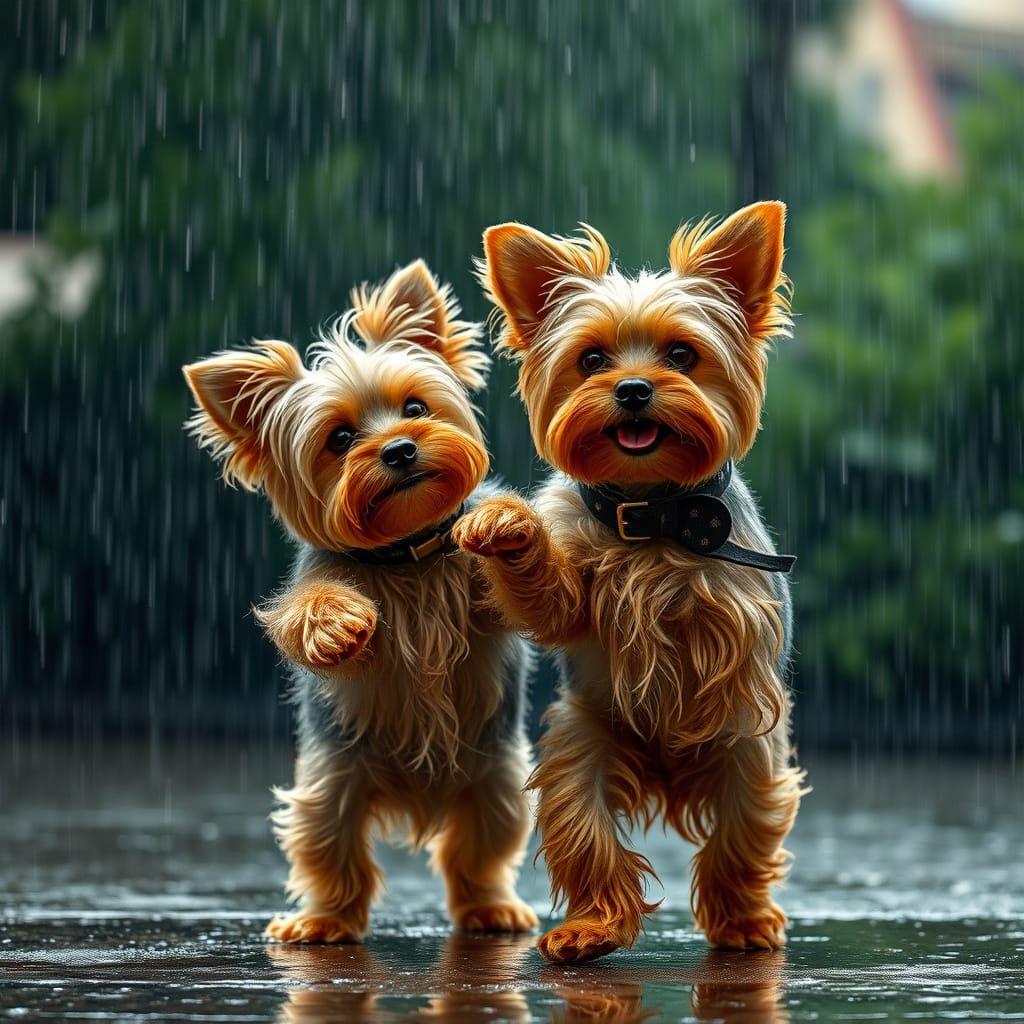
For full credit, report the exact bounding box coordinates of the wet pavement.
[1,741,1022,1022]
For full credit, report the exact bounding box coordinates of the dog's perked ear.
[479,223,611,352]
[669,201,791,343]
[182,340,304,488]
[350,259,489,391]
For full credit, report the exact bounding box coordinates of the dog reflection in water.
[269,937,788,1023]
[545,950,789,1024]
[269,933,533,1023]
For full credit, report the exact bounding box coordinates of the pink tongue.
[616,421,659,450]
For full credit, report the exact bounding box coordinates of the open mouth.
[607,419,666,456]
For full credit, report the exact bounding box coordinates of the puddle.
[2,744,1022,1020]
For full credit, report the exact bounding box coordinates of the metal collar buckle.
[615,501,652,542]
[408,533,444,561]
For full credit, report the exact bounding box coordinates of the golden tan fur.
[456,488,804,959]
[457,203,806,963]
[184,331,489,550]
[534,483,787,745]
[350,257,489,390]
[480,208,791,485]
[257,552,496,775]
[184,261,536,944]
[267,678,536,944]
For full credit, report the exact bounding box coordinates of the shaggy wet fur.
[184,261,536,943]
[456,203,806,963]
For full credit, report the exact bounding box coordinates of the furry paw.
[537,919,624,964]
[258,585,378,670]
[453,496,540,557]
[300,590,377,668]
[266,912,365,944]
[705,907,787,951]
[453,900,539,933]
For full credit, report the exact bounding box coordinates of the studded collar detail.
[577,462,795,573]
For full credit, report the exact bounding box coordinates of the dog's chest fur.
[299,546,508,772]
[539,475,788,745]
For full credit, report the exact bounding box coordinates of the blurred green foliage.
[755,74,1024,743]
[770,74,1019,745]
[1,0,1019,749]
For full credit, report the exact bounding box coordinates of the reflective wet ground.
[2,741,1022,1022]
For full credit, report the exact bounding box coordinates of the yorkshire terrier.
[454,202,806,962]
[184,260,537,943]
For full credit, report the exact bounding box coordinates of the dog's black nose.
[381,437,418,468]
[614,377,654,412]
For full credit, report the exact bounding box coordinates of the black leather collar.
[338,506,463,567]
[577,462,795,573]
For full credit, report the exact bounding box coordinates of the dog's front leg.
[256,574,378,671]
[686,733,804,950]
[453,495,588,644]
[266,746,383,944]
[530,698,658,963]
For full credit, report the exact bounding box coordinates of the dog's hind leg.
[532,699,659,964]
[266,745,383,944]
[684,733,804,951]
[430,739,538,933]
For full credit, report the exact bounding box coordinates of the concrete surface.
[1,740,1022,1021]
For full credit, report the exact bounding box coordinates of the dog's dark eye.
[402,398,429,418]
[326,425,356,454]
[579,348,609,375]
[666,343,698,372]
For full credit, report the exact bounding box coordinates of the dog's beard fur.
[545,367,732,487]
[316,417,487,549]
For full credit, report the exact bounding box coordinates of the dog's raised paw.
[301,591,377,667]
[266,912,365,944]
[453,900,539,933]
[537,919,622,964]
[453,497,539,557]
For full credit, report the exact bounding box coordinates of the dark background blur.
[2,0,1021,754]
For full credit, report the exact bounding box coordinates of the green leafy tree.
[753,77,1024,748]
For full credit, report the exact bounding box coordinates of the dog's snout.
[381,437,418,468]
[614,377,654,412]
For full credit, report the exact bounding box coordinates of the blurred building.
[0,235,99,323]
[798,0,1024,180]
